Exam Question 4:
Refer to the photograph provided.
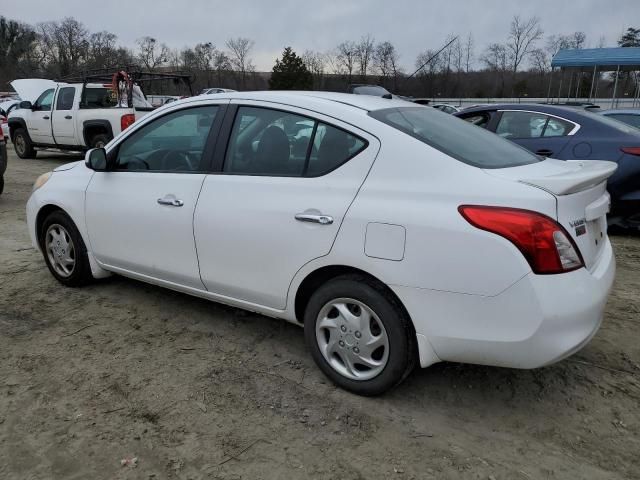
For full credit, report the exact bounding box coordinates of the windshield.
[369,107,541,169]
[593,112,639,134]
[353,85,391,96]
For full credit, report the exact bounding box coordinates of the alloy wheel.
[45,224,76,278]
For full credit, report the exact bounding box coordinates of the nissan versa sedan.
[27,92,616,395]
[455,104,640,229]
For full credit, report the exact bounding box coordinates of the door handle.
[295,213,333,225]
[157,196,184,207]
[65,115,72,120]
[43,116,50,120]
[536,149,553,157]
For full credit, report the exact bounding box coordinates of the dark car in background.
[455,104,640,229]
[348,84,393,98]
[0,136,7,194]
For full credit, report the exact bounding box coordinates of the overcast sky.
[3,0,637,71]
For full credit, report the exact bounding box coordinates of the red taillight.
[120,113,135,131]
[459,205,584,274]
[621,147,640,156]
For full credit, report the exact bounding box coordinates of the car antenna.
[404,36,459,82]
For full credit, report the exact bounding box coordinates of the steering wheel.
[127,156,150,170]
[160,150,194,171]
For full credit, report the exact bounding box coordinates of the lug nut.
[339,340,345,347]
[353,347,360,354]
[340,325,347,332]
[354,331,361,338]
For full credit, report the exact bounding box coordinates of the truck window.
[34,89,54,111]
[56,87,76,111]
[81,88,117,109]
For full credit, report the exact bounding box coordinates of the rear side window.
[370,107,540,169]
[224,106,367,177]
[496,111,549,139]
[56,87,75,110]
[81,88,117,109]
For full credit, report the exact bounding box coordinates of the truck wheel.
[90,134,110,149]
[13,129,37,159]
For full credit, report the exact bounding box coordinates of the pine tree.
[618,27,640,47]
[269,47,313,90]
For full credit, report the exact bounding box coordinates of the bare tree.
[136,36,169,70]
[464,33,474,73]
[38,17,90,76]
[302,50,326,88]
[335,41,357,82]
[355,34,375,78]
[225,37,255,89]
[374,41,401,90]
[481,43,509,96]
[530,48,549,74]
[213,50,232,86]
[506,15,543,73]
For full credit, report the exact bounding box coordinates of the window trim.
[218,104,369,178]
[496,109,581,137]
[109,104,227,174]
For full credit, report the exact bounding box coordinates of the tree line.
[1,14,638,98]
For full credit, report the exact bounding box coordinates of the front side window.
[224,106,367,176]
[462,113,491,128]
[115,106,219,172]
[34,89,54,111]
[369,106,541,169]
[56,87,76,111]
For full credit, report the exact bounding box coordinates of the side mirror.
[85,148,109,171]
[19,101,33,110]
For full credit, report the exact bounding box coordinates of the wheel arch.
[83,120,113,147]
[8,118,29,142]
[35,203,68,249]
[293,264,412,327]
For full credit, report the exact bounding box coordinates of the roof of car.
[455,103,596,119]
[201,90,413,112]
[600,109,640,115]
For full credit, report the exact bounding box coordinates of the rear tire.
[13,128,36,159]
[89,133,110,149]
[0,175,4,195]
[303,274,417,396]
[41,211,93,287]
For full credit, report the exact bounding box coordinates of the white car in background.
[200,88,237,95]
[26,91,616,395]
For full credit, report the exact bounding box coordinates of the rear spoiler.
[519,160,617,196]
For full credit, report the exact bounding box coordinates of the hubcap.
[45,224,76,278]
[315,298,389,381]
[15,135,25,155]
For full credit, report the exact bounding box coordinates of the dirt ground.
[0,145,639,480]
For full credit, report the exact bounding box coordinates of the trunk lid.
[484,158,618,271]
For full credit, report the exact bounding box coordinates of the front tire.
[13,128,36,159]
[304,275,417,396]
[41,211,93,287]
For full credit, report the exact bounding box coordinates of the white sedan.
[26,92,616,395]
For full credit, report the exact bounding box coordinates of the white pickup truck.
[8,79,152,158]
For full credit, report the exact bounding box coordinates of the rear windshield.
[369,107,541,168]
[593,112,639,134]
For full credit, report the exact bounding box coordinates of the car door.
[85,102,225,288]
[493,110,575,158]
[51,86,78,145]
[194,101,380,310]
[29,88,55,144]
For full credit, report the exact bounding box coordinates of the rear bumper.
[392,238,615,369]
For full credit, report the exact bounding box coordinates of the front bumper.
[392,238,616,369]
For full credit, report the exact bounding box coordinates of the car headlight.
[32,172,53,192]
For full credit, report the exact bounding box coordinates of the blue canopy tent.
[548,47,640,107]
